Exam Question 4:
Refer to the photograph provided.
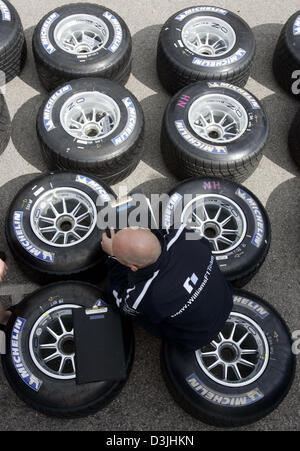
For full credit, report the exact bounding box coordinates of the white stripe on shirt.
[167,223,186,251]
[132,270,160,310]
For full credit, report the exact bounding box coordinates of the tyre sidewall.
[6,172,115,275]
[159,8,255,73]
[162,290,295,426]
[2,282,133,414]
[163,82,268,163]
[36,78,143,162]
[0,0,21,49]
[163,177,271,281]
[33,4,131,74]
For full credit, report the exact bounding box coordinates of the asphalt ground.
[0,0,299,432]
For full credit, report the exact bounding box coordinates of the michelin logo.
[103,11,123,53]
[193,49,246,67]
[235,188,265,248]
[186,374,264,406]
[76,175,112,202]
[40,12,60,54]
[164,192,183,228]
[112,98,137,146]
[233,296,270,319]
[43,85,72,131]
[0,1,11,21]
[294,16,300,35]
[175,120,227,154]
[11,318,42,392]
[13,212,55,263]
[175,7,228,21]
[208,82,261,109]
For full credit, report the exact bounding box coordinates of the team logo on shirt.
[183,273,199,294]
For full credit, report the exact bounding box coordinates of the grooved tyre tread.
[273,11,300,97]
[161,82,268,183]
[157,7,255,95]
[0,1,26,83]
[36,78,145,184]
[32,3,132,92]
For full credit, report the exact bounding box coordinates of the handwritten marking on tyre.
[186,374,264,406]
[11,318,43,392]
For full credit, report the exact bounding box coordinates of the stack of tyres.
[32,3,132,92]
[36,78,145,184]
[157,6,256,95]
[161,82,268,183]
[273,11,300,98]
[0,0,26,84]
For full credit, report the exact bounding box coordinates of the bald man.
[102,226,233,351]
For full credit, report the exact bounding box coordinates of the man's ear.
[129,265,139,272]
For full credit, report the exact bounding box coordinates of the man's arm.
[101,230,131,310]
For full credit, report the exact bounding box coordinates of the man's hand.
[0,259,7,283]
[101,228,116,256]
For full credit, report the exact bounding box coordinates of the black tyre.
[1,281,135,418]
[161,82,268,183]
[288,107,300,168]
[273,11,300,98]
[0,93,11,153]
[5,171,116,280]
[161,289,296,428]
[157,6,256,95]
[162,177,271,286]
[0,0,27,84]
[36,78,145,184]
[32,3,132,92]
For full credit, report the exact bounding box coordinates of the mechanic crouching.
[102,226,233,351]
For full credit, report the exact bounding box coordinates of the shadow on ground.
[11,94,47,173]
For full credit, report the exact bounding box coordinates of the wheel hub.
[196,312,270,387]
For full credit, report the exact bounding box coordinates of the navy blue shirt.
[106,225,233,351]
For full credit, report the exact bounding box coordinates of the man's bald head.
[112,228,162,270]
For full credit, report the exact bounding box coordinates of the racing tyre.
[0,93,11,153]
[0,0,27,84]
[288,107,300,168]
[161,82,268,183]
[273,11,300,98]
[162,177,271,287]
[157,6,256,95]
[36,78,145,184]
[1,282,135,418]
[32,3,132,92]
[5,171,116,281]
[161,289,296,428]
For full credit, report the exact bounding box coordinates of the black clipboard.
[73,301,127,385]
